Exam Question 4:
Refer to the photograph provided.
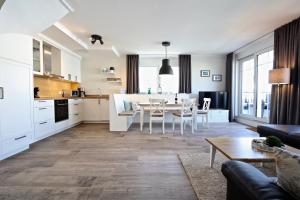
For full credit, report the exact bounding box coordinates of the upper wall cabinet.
[43,42,61,75]
[61,51,81,83]
[0,34,33,65]
[33,39,43,74]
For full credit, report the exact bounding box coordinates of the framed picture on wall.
[212,74,222,82]
[200,70,210,77]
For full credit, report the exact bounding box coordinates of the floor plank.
[0,123,257,200]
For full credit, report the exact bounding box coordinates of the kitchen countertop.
[34,94,109,100]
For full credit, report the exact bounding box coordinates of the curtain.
[226,53,234,122]
[126,55,139,94]
[179,55,191,93]
[270,17,300,124]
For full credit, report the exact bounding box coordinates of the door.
[0,58,33,140]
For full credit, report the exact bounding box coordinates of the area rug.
[178,152,276,200]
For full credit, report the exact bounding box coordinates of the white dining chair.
[172,98,196,135]
[196,98,211,129]
[149,99,166,134]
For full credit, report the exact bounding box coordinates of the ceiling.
[0,0,70,34]
[43,0,300,55]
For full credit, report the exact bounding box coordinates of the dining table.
[138,102,183,132]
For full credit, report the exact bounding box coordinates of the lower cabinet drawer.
[69,103,82,115]
[34,119,55,140]
[34,106,54,122]
[69,113,82,125]
[2,134,30,156]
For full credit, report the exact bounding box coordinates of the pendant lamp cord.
[165,46,167,59]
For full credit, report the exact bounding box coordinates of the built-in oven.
[54,99,69,123]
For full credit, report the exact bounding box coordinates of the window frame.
[237,46,273,123]
[139,65,179,94]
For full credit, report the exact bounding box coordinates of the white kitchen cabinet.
[33,100,55,141]
[61,50,81,82]
[0,57,33,160]
[0,34,33,65]
[83,99,109,122]
[69,99,83,126]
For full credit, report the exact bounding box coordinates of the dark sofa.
[257,125,300,149]
[221,160,296,200]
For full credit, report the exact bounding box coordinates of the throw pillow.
[123,101,133,111]
[274,147,300,199]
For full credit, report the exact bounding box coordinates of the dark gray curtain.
[179,55,191,93]
[226,53,234,122]
[126,55,139,94]
[270,17,300,124]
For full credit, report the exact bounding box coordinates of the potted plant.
[252,136,284,152]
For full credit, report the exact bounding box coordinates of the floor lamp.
[268,68,290,124]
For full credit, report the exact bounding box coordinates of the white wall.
[81,52,226,95]
[191,54,226,94]
[81,51,126,95]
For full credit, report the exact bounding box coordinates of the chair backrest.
[202,98,211,112]
[180,98,196,116]
[149,99,166,116]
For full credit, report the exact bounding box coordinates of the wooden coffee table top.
[206,137,276,162]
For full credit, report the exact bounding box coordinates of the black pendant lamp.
[159,41,173,75]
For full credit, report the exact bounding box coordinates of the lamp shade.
[159,59,173,75]
[269,68,290,85]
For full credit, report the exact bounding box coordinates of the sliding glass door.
[240,58,255,116]
[238,49,273,121]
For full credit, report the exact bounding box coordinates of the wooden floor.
[0,123,257,200]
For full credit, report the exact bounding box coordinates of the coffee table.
[205,137,276,168]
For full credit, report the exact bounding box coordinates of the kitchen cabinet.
[61,50,81,82]
[0,57,33,160]
[43,42,61,75]
[69,99,83,125]
[0,34,33,65]
[33,100,55,141]
[83,99,109,122]
[33,38,43,74]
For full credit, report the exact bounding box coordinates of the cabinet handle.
[39,121,47,125]
[74,104,79,106]
[74,114,79,116]
[15,135,26,141]
[39,107,47,110]
[38,100,47,102]
[0,87,4,99]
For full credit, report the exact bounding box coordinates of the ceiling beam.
[54,22,89,49]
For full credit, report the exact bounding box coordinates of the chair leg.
[181,118,184,135]
[172,117,175,133]
[162,119,165,134]
[206,114,209,128]
[191,119,194,134]
[202,115,204,127]
[150,118,152,134]
[184,120,186,130]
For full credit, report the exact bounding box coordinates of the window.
[238,49,273,121]
[257,50,273,118]
[240,58,255,116]
[139,66,179,93]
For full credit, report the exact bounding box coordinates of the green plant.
[264,136,284,147]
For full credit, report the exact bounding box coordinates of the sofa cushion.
[123,101,133,111]
[257,125,300,149]
[275,147,300,199]
[221,160,296,200]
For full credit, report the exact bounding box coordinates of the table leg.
[210,145,216,168]
[140,107,144,132]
